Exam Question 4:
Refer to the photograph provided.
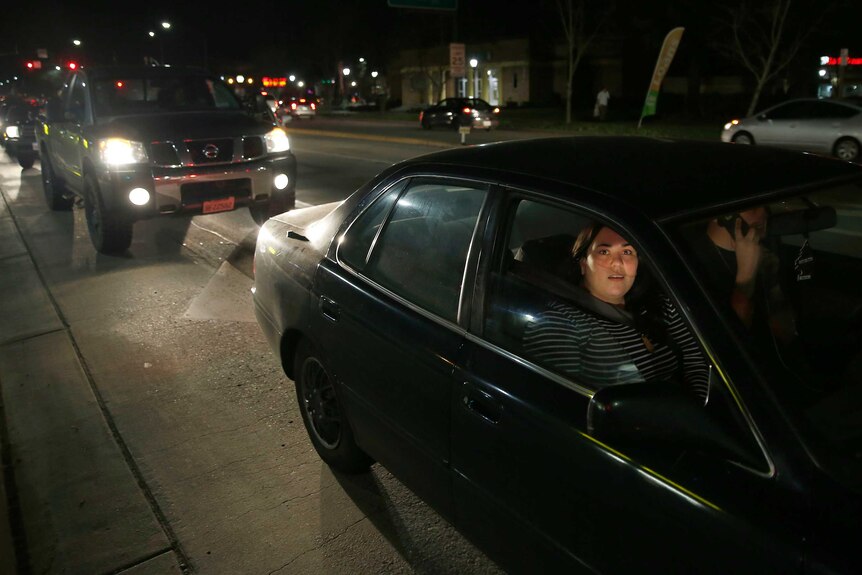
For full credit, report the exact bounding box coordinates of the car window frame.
[335,174,494,329]
[468,184,774,475]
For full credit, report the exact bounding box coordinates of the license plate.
[483,120,492,127]
[32,142,39,151]
[202,196,235,214]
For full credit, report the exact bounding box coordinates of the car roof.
[402,136,862,220]
[761,97,862,111]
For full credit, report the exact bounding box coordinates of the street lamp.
[470,58,478,98]
[147,27,167,64]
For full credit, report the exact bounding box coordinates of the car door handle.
[461,382,502,424]
[319,296,340,322]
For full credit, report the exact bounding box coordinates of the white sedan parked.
[721,97,862,162]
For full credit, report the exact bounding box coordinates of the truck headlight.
[264,128,290,153]
[98,138,148,165]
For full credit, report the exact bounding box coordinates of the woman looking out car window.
[522,221,711,401]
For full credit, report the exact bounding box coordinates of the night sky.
[2,1,861,90]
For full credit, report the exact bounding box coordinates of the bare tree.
[405,47,447,106]
[556,0,613,124]
[716,0,826,115]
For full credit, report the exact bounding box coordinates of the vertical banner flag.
[638,27,684,128]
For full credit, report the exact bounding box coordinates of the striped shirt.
[522,297,710,401]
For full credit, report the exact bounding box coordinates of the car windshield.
[465,98,492,110]
[5,103,40,123]
[91,74,242,117]
[673,182,862,486]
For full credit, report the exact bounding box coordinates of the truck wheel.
[41,153,73,210]
[18,153,35,169]
[84,174,133,254]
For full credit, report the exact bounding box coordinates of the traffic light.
[67,61,78,70]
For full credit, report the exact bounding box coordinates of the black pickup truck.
[37,65,296,254]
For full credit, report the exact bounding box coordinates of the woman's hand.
[733,217,762,293]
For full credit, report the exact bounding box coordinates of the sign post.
[450,43,466,78]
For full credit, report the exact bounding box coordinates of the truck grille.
[150,143,180,166]
[187,138,234,164]
[149,136,266,167]
[242,137,265,159]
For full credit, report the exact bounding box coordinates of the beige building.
[393,38,549,108]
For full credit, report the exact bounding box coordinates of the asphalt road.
[0,123,508,574]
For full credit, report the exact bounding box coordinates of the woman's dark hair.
[572,220,669,344]
[571,221,603,262]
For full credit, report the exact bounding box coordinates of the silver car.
[721,98,862,162]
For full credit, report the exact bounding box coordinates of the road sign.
[450,43,466,78]
[387,0,457,10]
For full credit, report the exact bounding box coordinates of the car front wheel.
[732,132,754,145]
[17,152,35,169]
[294,339,373,474]
[84,174,133,254]
[834,137,860,162]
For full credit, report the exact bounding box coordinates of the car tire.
[18,152,35,169]
[40,152,73,211]
[294,338,373,474]
[83,173,133,254]
[834,137,860,162]
[732,132,754,145]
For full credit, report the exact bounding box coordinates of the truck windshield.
[92,75,242,117]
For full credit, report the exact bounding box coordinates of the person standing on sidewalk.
[595,87,610,121]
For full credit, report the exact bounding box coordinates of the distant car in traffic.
[721,97,862,162]
[252,136,862,574]
[278,96,317,122]
[419,97,500,130]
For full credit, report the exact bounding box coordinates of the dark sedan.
[419,97,500,130]
[252,137,862,574]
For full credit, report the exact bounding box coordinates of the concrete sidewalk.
[0,184,183,573]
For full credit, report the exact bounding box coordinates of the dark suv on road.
[1,97,41,168]
[37,65,297,254]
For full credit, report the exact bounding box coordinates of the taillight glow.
[462,107,472,114]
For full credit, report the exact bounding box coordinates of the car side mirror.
[587,383,761,468]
